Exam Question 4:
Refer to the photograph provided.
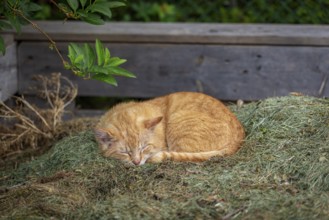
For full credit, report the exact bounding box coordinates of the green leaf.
[108,1,126,8]
[7,15,21,34]
[69,43,83,56]
[67,44,77,63]
[74,54,84,65]
[108,57,126,67]
[75,70,85,77]
[58,3,73,13]
[68,43,85,69]
[80,13,105,25]
[0,37,5,55]
[108,67,136,78]
[90,65,109,74]
[7,0,16,7]
[68,44,76,56]
[84,43,95,69]
[89,3,112,19]
[63,61,71,70]
[104,48,111,65]
[67,0,79,12]
[92,73,118,86]
[0,20,12,30]
[79,0,87,8]
[67,54,75,64]
[27,2,42,12]
[95,39,104,66]
[76,10,88,17]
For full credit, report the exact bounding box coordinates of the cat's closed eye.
[103,139,117,150]
[141,144,151,152]
[120,150,131,155]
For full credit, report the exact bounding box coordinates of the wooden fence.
[1,21,329,106]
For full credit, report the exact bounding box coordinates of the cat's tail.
[148,149,232,163]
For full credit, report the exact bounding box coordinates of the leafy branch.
[8,5,66,65]
[52,0,126,25]
[0,0,135,85]
[66,39,136,86]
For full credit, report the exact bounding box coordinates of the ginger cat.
[94,92,245,166]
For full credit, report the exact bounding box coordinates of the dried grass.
[0,95,328,219]
[0,73,82,167]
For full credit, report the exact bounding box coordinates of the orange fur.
[94,92,245,166]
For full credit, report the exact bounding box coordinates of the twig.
[0,133,17,137]
[15,97,51,130]
[0,115,16,119]
[222,206,247,220]
[0,100,49,136]
[50,0,78,19]
[54,74,62,128]
[61,76,78,109]
[15,124,46,136]
[0,102,42,133]
[10,7,66,65]
[43,79,55,109]
[318,74,328,97]
[8,129,30,146]
[195,79,204,93]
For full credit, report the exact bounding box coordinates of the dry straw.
[0,95,328,219]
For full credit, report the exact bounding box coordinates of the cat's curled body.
[95,92,245,166]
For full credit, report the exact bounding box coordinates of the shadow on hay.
[0,96,328,219]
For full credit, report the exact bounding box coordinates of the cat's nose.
[132,159,141,165]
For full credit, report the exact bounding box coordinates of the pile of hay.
[1,96,328,219]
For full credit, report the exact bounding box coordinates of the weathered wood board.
[1,21,327,101]
[13,21,329,46]
[18,42,329,100]
[0,35,17,101]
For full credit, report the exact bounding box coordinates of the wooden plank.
[18,42,329,100]
[4,21,329,46]
[71,109,105,118]
[2,34,14,45]
[0,35,17,101]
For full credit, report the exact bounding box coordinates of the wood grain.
[4,21,329,46]
[0,38,17,101]
[18,42,329,100]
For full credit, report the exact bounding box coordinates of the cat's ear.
[144,116,163,130]
[94,128,113,145]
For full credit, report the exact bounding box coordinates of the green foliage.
[0,0,40,54]
[123,2,176,22]
[29,1,329,24]
[0,0,134,85]
[57,0,126,25]
[66,39,135,86]
[113,0,329,24]
[32,3,52,20]
[0,36,4,55]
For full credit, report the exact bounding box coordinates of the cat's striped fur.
[95,92,245,166]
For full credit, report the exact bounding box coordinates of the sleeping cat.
[94,92,245,166]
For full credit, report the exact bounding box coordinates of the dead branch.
[0,72,78,162]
